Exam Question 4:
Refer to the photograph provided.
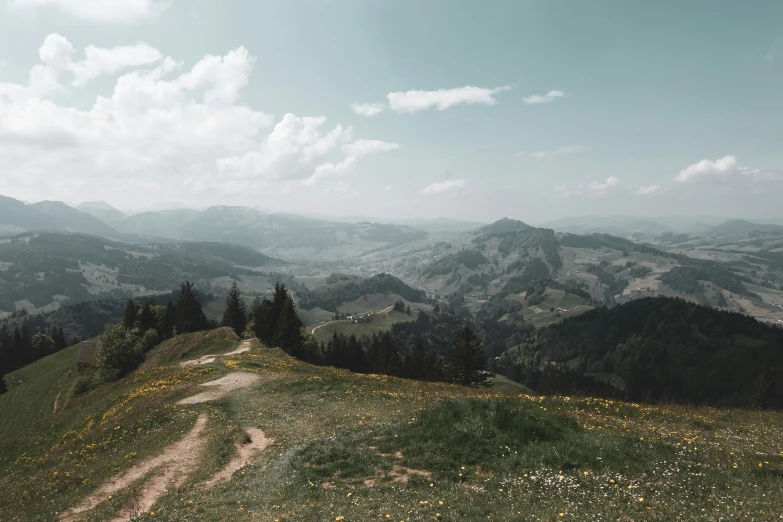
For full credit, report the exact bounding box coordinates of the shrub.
[94,323,143,383]
[138,328,161,353]
[71,375,94,397]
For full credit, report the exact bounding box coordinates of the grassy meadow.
[0,331,782,521]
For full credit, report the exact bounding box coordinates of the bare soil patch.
[61,413,208,522]
[176,372,261,405]
[180,339,253,367]
[204,428,273,486]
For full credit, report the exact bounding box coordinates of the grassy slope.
[0,344,81,440]
[508,288,594,328]
[489,374,535,395]
[0,331,781,521]
[312,309,416,343]
[141,327,240,368]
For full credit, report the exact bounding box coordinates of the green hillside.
[311,309,417,343]
[499,297,783,406]
[1,330,781,521]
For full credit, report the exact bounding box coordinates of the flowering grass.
[1,332,782,521]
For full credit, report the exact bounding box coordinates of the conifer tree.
[138,302,155,332]
[221,281,247,336]
[445,325,490,387]
[161,302,176,338]
[175,281,209,333]
[123,299,138,328]
[276,295,303,357]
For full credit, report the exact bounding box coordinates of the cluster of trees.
[0,325,70,392]
[303,326,490,387]
[89,281,212,388]
[246,283,305,357]
[497,297,783,407]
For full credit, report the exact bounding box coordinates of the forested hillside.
[0,232,276,313]
[498,297,783,407]
[296,274,427,312]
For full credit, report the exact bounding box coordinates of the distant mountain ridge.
[710,219,783,236]
[0,196,118,237]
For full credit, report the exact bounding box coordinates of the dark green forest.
[498,297,783,407]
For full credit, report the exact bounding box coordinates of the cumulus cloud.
[675,155,740,183]
[219,116,398,188]
[421,179,467,195]
[387,86,509,113]
[0,37,269,201]
[342,139,400,157]
[515,145,586,158]
[350,102,384,117]
[555,176,620,198]
[523,90,565,104]
[69,43,163,86]
[7,0,171,22]
[0,34,400,203]
[13,34,165,94]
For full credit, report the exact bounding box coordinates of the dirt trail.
[53,389,62,414]
[180,339,253,367]
[176,372,261,405]
[61,414,208,522]
[204,428,273,487]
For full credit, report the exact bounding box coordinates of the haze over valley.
[1,2,782,521]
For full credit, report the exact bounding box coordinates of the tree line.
[232,283,491,387]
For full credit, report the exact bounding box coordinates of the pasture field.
[0,332,782,521]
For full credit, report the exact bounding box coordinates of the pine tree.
[123,299,138,329]
[161,302,176,338]
[444,325,490,387]
[275,295,303,357]
[221,281,247,336]
[176,281,209,333]
[138,302,155,332]
[250,299,276,344]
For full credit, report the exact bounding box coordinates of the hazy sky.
[1,0,782,222]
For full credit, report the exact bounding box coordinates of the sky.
[0,0,782,223]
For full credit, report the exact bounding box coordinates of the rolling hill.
[0,329,781,521]
[110,206,429,259]
[498,296,783,407]
[0,232,280,315]
[0,195,119,237]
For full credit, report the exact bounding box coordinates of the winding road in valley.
[310,305,395,335]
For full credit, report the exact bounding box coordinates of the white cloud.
[38,33,74,69]
[383,185,392,191]
[350,102,384,117]
[342,139,400,157]
[0,59,6,67]
[218,115,398,188]
[675,155,738,183]
[16,34,165,95]
[387,86,509,113]
[523,90,565,104]
[7,0,171,22]
[555,176,620,198]
[515,145,586,158]
[635,185,663,196]
[69,43,163,86]
[421,179,466,195]
[0,37,274,201]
